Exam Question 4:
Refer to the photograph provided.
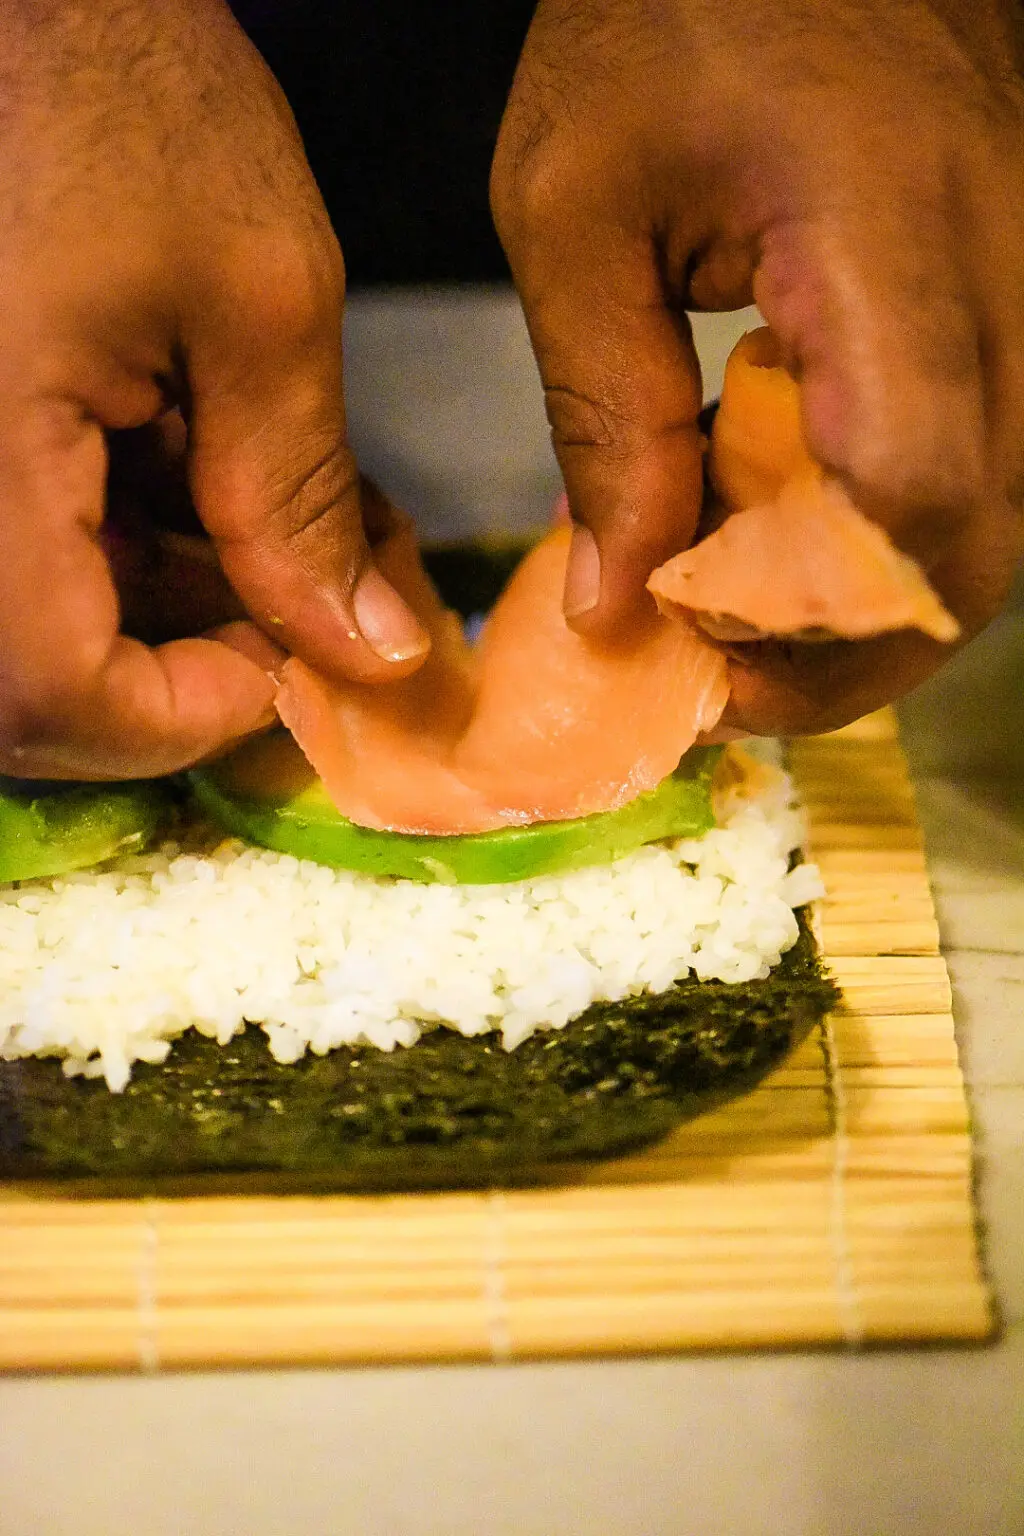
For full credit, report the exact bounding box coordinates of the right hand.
[0,0,429,781]
[492,0,1024,735]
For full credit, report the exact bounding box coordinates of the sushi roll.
[0,533,834,1187]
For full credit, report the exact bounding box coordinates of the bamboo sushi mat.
[0,709,994,1373]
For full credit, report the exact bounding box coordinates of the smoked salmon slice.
[706,327,816,510]
[276,524,729,835]
[649,329,959,645]
[649,471,960,643]
[275,325,959,836]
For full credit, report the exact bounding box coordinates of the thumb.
[494,191,706,635]
[185,247,430,684]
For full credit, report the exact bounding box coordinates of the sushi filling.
[0,750,822,1092]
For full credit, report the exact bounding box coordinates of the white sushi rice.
[0,756,824,1092]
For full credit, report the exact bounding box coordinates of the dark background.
[230,2,535,286]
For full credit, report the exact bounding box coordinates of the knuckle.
[843,434,984,539]
[491,87,573,241]
[260,436,362,549]
[544,383,699,470]
[235,226,345,353]
[544,385,623,453]
[490,136,547,243]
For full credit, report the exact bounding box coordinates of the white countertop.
[1,298,1021,1536]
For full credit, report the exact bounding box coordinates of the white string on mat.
[483,1190,512,1363]
[136,1197,161,1374]
[822,1010,865,1348]
[799,767,864,1347]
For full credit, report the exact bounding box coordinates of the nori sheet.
[0,525,839,1190]
[0,928,837,1188]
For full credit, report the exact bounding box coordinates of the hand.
[491,0,1024,733]
[0,0,429,781]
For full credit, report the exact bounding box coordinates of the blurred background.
[231,0,533,286]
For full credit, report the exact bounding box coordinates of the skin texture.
[0,0,429,779]
[0,0,1021,776]
[491,0,1024,733]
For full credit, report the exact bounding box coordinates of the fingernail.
[563,522,601,619]
[353,563,430,663]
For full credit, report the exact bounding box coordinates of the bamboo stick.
[815,872,934,897]
[575,1147,839,1185]
[813,848,929,874]
[827,1013,960,1067]
[0,1311,150,1373]
[819,896,937,919]
[807,825,924,850]
[817,919,939,954]
[0,1220,982,1300]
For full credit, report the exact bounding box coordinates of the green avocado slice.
[0,778,166,883]
[189,742,722,885]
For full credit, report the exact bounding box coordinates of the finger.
[753,161,987,562]
[0,400,276,779]
[183,233,430,683]
[720,493,1024,737]
[492,166,705,636]
[720,632,951,739]
[965,134,1024,517]
[208,620,288,676]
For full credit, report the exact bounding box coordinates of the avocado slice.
[189,736,722,885]
[0,777,166,883]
